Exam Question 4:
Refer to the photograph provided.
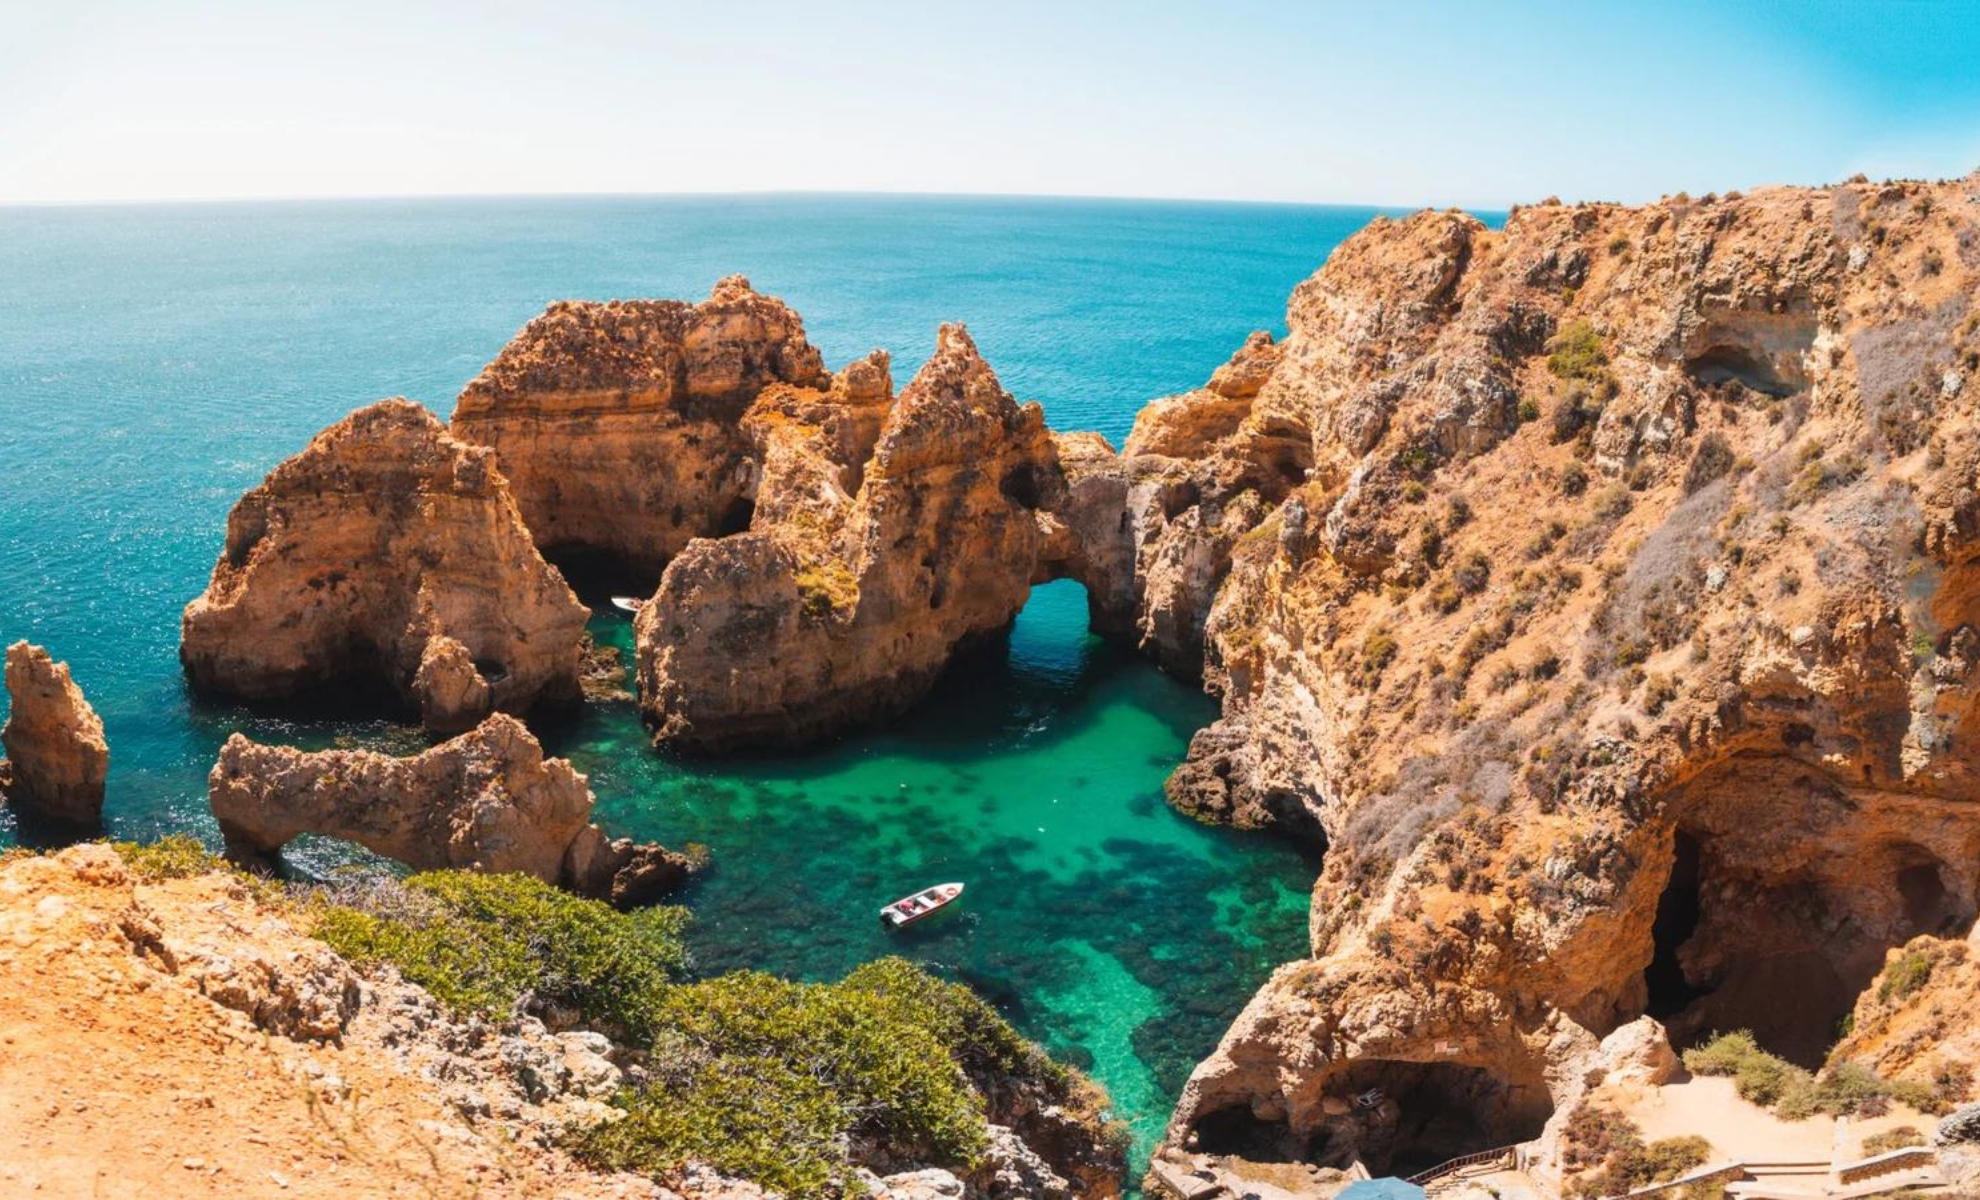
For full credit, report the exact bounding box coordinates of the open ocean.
[0,193,1397,1167]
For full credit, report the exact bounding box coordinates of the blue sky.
[2,0,1977,206]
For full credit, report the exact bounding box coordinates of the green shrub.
[1684,1030,1811,1107]
[576,959,1081,1196]
[1547,321,1610,382]
[112,834,227,880]
[313,872,1107,1197]
[794,558,859,620]
[313,871,689,1036]
[1593,482,1634,521]
[1778,1061,1887,1120]
[1879,946,1935,1003]
[1360,627,1400,682]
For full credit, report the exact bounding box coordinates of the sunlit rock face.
[180,399,588,733]
[636,324,1071,751]
[210,713,691,907]
[450,276,831,587]
[0,641,109,827]
[1137,175,1980,1187]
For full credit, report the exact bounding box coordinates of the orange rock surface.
[180,400,589,733]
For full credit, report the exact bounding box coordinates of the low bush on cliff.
[310,870,1110,1196]
[577,958,1085,1195]
[1547,320,1610,382]
[1862,1126,1926,1155]
[1685,1031,1938,1119]
[1684,1031,1806,1106]
[313,871,690,1038]
[1564,1109,1712,1200]
[112,833,228,880]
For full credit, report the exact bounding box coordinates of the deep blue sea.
[0,194,1387,1166]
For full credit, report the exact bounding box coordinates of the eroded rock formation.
[635,324,1073,750]
[181,399,589,733]
[0,641,109,826]
[451,277,831,585]
[209,713,690,907]
[1132,175,1980,1187]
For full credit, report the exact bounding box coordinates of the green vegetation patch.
[113,833,228,880]
[1547,320,1610,382]
[311,870,1104,1197]
[1684,1031,1938,1121]
[580,959,1079,1195]
[313,871,689,1038]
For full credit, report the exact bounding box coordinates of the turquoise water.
[0,194,1373,1165]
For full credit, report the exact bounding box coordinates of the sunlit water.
[0,194,1385,1168]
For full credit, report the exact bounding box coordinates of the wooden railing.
[1405,1144,1522,1187]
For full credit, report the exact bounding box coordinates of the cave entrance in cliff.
[1645,830,1707,1020]
[1642,817,1972,1068]
[541,546,665,605]
[1333,1060,1555,1177]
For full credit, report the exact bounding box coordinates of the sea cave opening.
[1641,813,1973,1068]
[1336,1061,1554,1178]
[1189,1062,1553,1179]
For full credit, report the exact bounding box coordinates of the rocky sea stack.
[0,641,108,828]
[180,399,590,733]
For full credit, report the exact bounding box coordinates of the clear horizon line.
[0,183,1540,214]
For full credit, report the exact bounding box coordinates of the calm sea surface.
[0,194,1395,1165]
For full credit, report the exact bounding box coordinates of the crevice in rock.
[1644,829,1708,1020]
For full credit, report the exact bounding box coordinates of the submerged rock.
[180,399,589,733]
[0,641,109,827]
[208,713,690,906]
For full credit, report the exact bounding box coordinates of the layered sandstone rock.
[451,277,830,582]
[181,400,589,733]
[209,714,690,907]
[0,641,108,826]
[636,324,1070,751]
[1138,176,1980,1186]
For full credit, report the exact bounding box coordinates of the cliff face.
[210,713,691,907]
[181,400,590,733]
[451,277,831,584]
[635,324,1068,751]
[0,642,109,827]
[1133,175,1980,1182]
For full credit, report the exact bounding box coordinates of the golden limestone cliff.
[634,324,1072,751]
[451,276,832,585]
[1130,174,1980,1189]
[180,400,589,734]
[169,179,1980,1193]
